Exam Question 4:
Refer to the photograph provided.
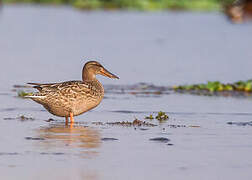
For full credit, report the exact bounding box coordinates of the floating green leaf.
[173,80,252,94]
[145,114,154,120]
[155,111,169,122]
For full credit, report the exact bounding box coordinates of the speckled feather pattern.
[30,80,104,117]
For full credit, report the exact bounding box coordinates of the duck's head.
[82,61,119,81]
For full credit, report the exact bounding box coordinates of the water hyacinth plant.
[173,80,252,93]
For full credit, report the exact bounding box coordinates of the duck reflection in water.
[37,123,101,156]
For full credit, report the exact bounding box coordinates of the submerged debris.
[92,122,105,126]
[40,152,64,155]
[101,138,119,141]
[149,137,170,143]
[166,124,200,128]
[167,124,186,128]
[227,121,252,126]
[25,137,45,141]
[4,115,34,121]
[19,115,34,121]
[139,128,149,131]
[106,119,157,127]
[132,118,148,126]
[45,118,56,122]
[92,120,157,127]
[92,113,170,128]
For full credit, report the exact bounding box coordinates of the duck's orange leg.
[65,116,69,125]
[70,112,74,123]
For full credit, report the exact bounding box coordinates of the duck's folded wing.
[27,82,62,92]
[27,81,89,92]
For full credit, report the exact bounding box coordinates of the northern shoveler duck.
[26,61,119,124]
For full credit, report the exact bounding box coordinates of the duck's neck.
[82,68,104,94]
[82,68,95,81]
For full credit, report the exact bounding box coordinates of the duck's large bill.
[100,68,119,79]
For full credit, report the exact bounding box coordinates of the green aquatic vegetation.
[145,114,154,120]
[17,91,32,97]
[174,80,252,94]
[155,111,169,122]
[145,112,169,122]
[2,0,236,11]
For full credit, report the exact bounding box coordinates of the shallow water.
[1,5,252,180]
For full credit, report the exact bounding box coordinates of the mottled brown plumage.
[26,61,119,124]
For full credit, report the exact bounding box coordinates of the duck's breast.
[72,93,104,116]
